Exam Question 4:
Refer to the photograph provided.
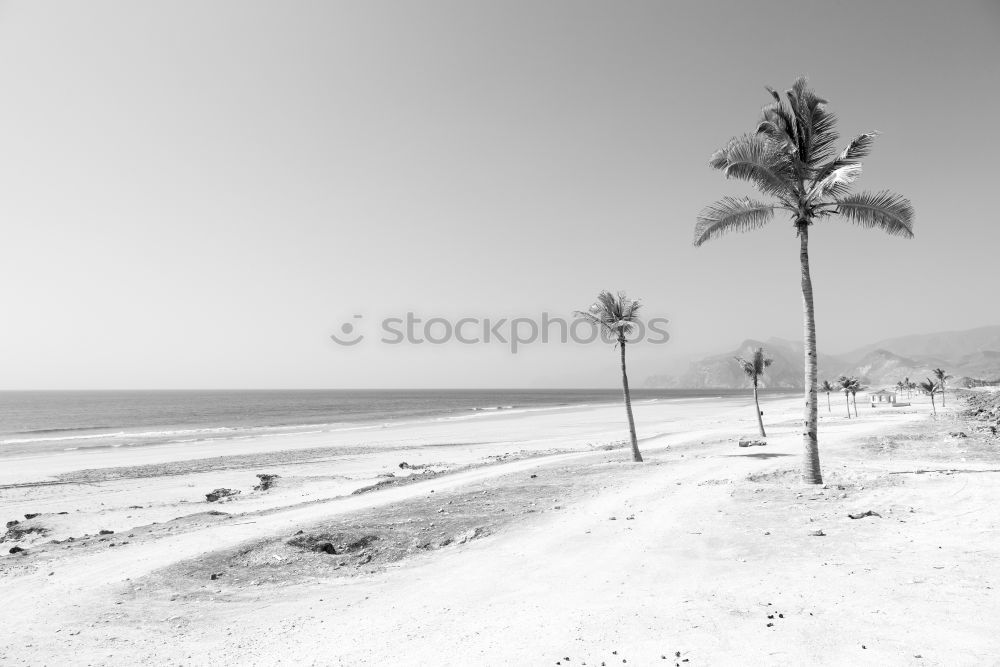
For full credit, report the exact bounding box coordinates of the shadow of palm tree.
[722,453,793,459]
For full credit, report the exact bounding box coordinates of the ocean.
[0,389,748,456]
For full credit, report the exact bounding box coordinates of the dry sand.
[2,392,998,665]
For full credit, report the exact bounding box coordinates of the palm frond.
[757,101,808,180]
[785,76,838,169]
[809,163,863,200]
[595,291,619,316]
[708,148,729,171]
[711,134,797,198]
[694,197,775,246]
[834,131,878,164]
[572,310,613,337]
[807,105,839,167]
[834,190,914,238]
[812,132,879,185]
[621,296,642,321]
[762,87,799,148]
[757,107,797,154]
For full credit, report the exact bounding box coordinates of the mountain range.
[644,325,1000,389]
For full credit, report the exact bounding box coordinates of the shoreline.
[0,392,793,485]
[0,388,795,458]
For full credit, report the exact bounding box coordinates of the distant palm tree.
[932,368,952,407]
[821,380,834,412]
[849,379,863,417]
[694,77,914,485]
[735,348,773,437]
[896,380,905,398]
[919,378,940,416]
[837,376,854,418]
[575,291,644,462]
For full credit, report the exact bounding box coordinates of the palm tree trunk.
[619,340,642,462]
[853,395,858,418]
[930,394,937,416]
[753,383,766,437]
[845,394,851,418]
[941,384,946,407]
[799,226,822,484]
[826,392,831,412]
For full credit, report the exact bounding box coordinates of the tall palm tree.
[919,378,940,416]
[837,375,854,418]
[896,380,905,399]
[821,380,834,412]
[575,291,644,462]
[694,78,914,485]
[735,347,773,437]
[932,368,952,407]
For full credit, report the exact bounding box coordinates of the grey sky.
[1,0,998,389]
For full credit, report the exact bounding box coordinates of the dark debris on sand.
[253,473,281,491]
[130,460,640,600]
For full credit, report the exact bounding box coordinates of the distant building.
[869,389,898,407]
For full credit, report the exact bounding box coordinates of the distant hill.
[841,326,1000,365]
[847,349,938,387]
[644,326,1000,389]
[646,337,844,389]
[953,350,1000,379]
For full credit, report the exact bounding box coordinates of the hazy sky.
[1,0,998,389]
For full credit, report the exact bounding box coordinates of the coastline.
[0,393,778,485]
[0,388,760,458]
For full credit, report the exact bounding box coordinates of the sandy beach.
[2,392,998,665]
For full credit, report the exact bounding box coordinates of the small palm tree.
[694,77,914,485]
[735,348,773,437]
[905,377,915,399]
[896,380,905,399]
[849,379,863,417]
[932,368,952,407]
[919,378,940,416]
[575,291,644,462]
[821,380,834,412]
[837,375,854,418]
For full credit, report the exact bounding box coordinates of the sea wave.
[438,401,605,423]
[0,390,735,454]
[0,421,361,448]
[14,424,123,435]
